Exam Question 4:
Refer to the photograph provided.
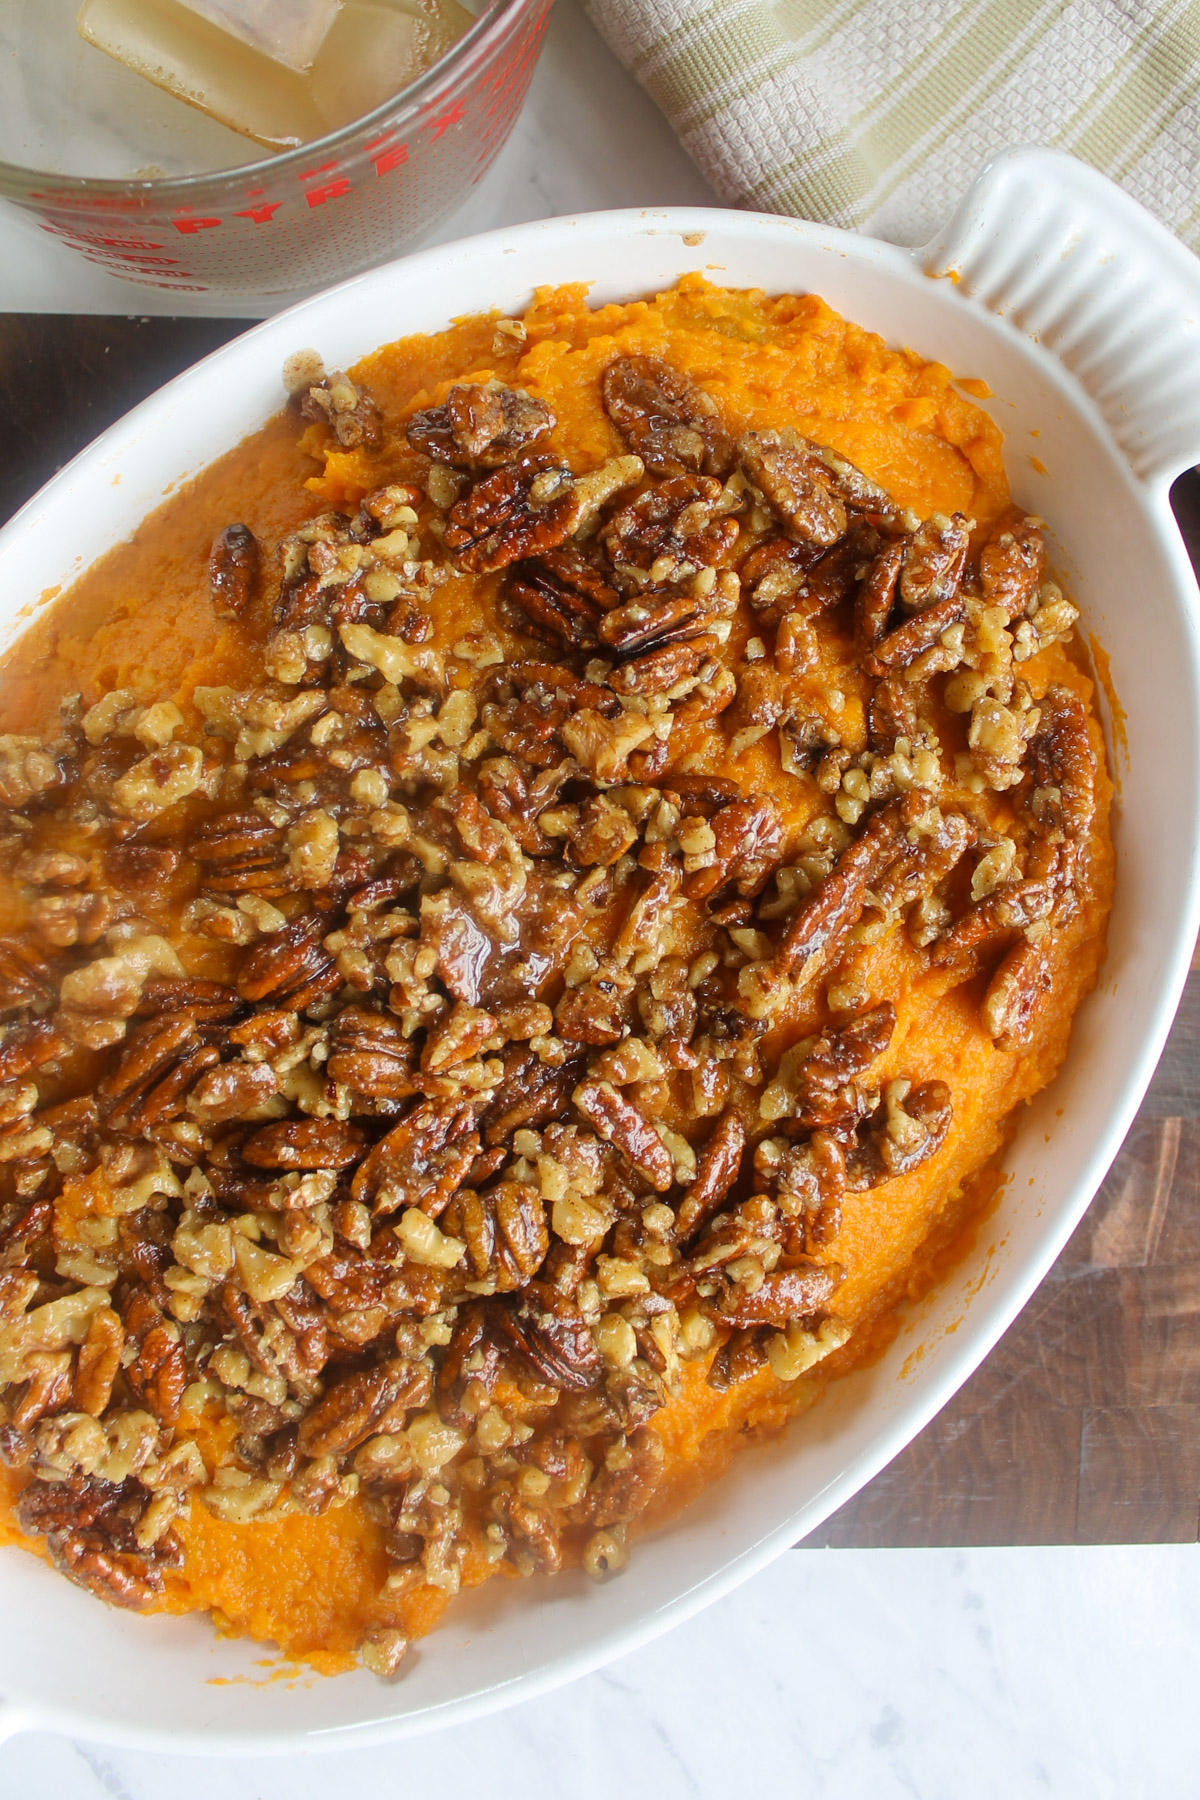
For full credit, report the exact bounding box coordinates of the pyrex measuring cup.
[0,0,552,299]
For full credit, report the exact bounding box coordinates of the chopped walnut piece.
[300,370,382,450]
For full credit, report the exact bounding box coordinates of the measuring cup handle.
[919,144,1200,492]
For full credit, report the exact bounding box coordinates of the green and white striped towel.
[583,0,1200,251]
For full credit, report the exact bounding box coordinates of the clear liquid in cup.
[0,0,475,177]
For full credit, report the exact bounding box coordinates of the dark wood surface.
[2,314,1199,1548]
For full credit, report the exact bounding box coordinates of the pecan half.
[898,512,970,612]
[188,811,288,896]
[675,1108,746,1241]
[327,1006,417,1099]
[737,430,847,548]
[407,381,554,469]
[444,462,578,574]
[775,792,925,979]
[236,914,341,1010]
[573,1078,674,1191]
[297,1358,432,1458]
[350,1098,481,1216]
[601,355,733,477]
[506,542,617,649]
[715,1261,841,1329]
[443,1182,549,1292]
[979,513,1045,622]
[493,1284,603,1391]
[602,473,738,577]
[684,797,783,902]
[209,523,259,620]
[242,1117,368,1171]
[122,1285,187,1426]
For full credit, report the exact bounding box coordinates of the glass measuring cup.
[0,0,553,299]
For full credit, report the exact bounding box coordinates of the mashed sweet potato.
[0,276,1111,1675]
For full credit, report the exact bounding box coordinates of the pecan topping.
[407,382,554,469]
[0,303,1106,1661]
[209,523,259,619]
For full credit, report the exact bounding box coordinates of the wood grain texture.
[1,315,1199,1547]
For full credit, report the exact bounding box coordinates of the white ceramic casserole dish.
[1,144,1199,1756]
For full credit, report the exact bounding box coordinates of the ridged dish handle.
[920,145,1200,491]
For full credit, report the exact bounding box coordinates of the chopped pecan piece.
[300,370,382,451]
[601,355,732,477]
[406,381,554,469]
[209,523,259,620]
[573,1078,674,1191]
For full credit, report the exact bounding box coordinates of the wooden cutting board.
[3,313,1198,1547]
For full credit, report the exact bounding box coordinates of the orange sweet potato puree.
[0,275,1112,1669]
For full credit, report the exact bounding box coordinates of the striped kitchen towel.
[583,0,1200,251]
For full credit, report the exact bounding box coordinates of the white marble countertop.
[2,1546,1198,1798]
[2,11,1198,1795]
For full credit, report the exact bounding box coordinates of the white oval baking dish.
[1,144,1199,1755]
